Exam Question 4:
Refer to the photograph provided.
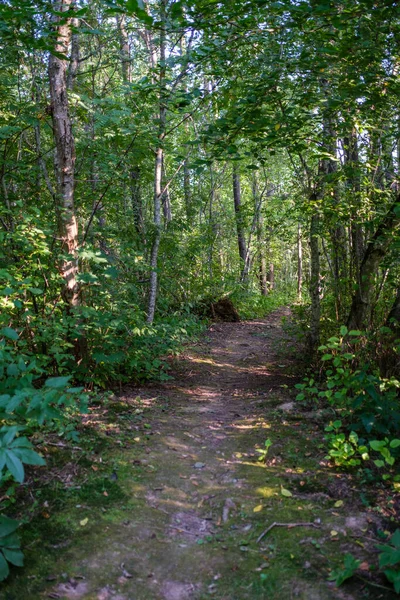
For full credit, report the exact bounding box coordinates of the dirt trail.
[4,309,395,600]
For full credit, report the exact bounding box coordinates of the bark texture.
[48,0,80,307]
[347,197,400,330]
[232,166,247,281]
[147,0,166,323]
[309,212,320,349]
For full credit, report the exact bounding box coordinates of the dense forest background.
[0,0,400,589]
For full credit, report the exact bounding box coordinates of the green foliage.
[0,426,45,484]
[297,328,400,437]
[233,290,295,320]
[328,553,361,587]
[255,439,272,462]
[377,530,400,594]
[328,532,400,593]
[0,516,23,582]
[324,422,365,468]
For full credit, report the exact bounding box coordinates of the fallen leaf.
[334,500,343,508]
[330,530,338,537]
[281,487,293,497]
[253,505,263,513]
[80,518,89,527]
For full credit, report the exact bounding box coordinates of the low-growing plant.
[324,421,368,467]
[255,439,272,462]
[0,426,45,484]
[329,531,400,594]
[0,516,23,582]
[377,529,400,593]
[328,553,361,586]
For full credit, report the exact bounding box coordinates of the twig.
[356,575,394,592]
[257,521,320,543]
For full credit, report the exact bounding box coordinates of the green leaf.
[340,325,348,336]
[390,529,400,549]
[0,533,21,549]
[13,448,45,466]
[390,439,400,449]
[5,451,24,483]
[9,437,32,449]
[44,376,71,389]
[349,431,358,445]
[384,569,400,594]
[0,552,9,581]
[2,548,23,567]
[0,516,19,538]
[0,328,18,341]
[370,440,386,451]
[1,426,18,446]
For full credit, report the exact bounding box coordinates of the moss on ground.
[1,313,398,599]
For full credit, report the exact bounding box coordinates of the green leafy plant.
[324,422,367,467]
[377,529,400,593]
[0,516,23,582]
[0,426,45,484]
[328,553,361,586]
[255,439,272,462]
[317,328,400,436]
[369,438,400,470]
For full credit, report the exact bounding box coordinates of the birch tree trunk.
[49,0,80,307]
[147,0,166,323]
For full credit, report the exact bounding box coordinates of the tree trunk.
[309,211,320,349]
[48,0,80,307]
[232,165,247,281]
[386,287,400,334]
[344,130,364,291]
[162,157,172,224]
[184,158,192,220]
[267,263,275,290]
[117,15,131,84]
[67,15,79,91]
[147,0,166,324]
[297,223,302,300]
[347,197,400,330]
[253,177,267,296]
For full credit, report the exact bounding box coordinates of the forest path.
[5,309,393,600]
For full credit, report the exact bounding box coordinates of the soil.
[2,309,398,600]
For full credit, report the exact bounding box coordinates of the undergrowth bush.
[296,325,400,482]
[232,289,295,319]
